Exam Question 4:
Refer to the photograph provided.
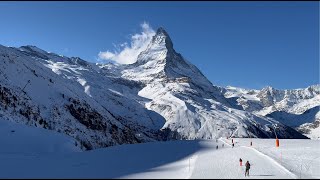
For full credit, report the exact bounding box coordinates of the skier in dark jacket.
[245,161,250,177]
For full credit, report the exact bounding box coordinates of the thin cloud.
[63,48,69,53]
[98,22,155,64]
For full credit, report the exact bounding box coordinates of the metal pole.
[300,163,302,179]
[272,125,280,148]
[272,125,278,139]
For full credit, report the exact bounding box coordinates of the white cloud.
[98,22,155,64]
[98,51,114,60]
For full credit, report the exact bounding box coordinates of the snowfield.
[225,138,320,179]
[0,119,81,154]
[0,119,318,179]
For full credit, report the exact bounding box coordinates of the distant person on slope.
[239,158,243,166]
[232,143,234,148]
[245,161,250,177]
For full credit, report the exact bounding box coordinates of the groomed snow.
[0,119,81,154]
[191,140,296,179]
[221,138,320,179]
[0,121,318,179]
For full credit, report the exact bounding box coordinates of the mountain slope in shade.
[295,106,320,139]
[266,106,320,127]
[266,106,320,139]
[0,118,81,153]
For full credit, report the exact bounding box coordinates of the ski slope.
[0,120,318,179]
[225,138,320,179]
[190,141,295,179]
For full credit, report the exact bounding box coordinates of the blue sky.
[0,1,318,89]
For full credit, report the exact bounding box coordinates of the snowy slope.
[224,138,320,179]
[0,138,318,178]
[190,141,296,179]
[0,139,202,178]
[0,118,81,154]
[223,86,263,112]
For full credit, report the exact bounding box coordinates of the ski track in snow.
[190,140,294,179]
[241,146,297,178]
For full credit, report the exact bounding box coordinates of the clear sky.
[0,1,318,89]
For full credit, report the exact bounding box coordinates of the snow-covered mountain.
[0,27,311,150]
[0,45,166,150]
[223,85,320,114]
[222,85,320,139]
[118,28,306,140]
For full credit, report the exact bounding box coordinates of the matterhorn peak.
[155,27,169,36]
[150,27,173,50]
[124,26,217,93]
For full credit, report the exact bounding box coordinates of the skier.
[216,145,218,149]
[239,158,243,166]
[232,143,234,148]
[245,161,251,177]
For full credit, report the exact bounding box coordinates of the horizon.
[0,1,318,89]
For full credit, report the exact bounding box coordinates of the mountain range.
[0,27,318,150]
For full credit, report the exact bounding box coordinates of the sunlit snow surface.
[0,120,318,179]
